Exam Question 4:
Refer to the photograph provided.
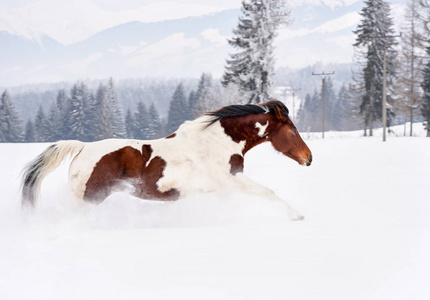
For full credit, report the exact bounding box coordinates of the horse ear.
[274,106,287,122]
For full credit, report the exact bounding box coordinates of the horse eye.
[291,129,297,134]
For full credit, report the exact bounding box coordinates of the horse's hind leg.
[228,174,304,221]
[68,159,110,205]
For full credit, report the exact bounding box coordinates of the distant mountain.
[0,9,240,87]
[0,0,228,45]
[0,0,405,87]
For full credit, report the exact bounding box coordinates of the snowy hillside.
[0,124,429,299]
[0,0,404,86]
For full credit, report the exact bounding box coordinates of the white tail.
[21,141,85,208]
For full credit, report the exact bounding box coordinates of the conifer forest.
[1,0,430,141]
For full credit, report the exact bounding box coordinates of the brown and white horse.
[21,100,312,220]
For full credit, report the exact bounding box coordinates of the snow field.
[0,124,429,300]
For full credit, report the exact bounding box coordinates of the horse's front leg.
[228,174,304,221]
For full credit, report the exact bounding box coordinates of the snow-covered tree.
[34,105,50,142]
[148,102,162,139]
[94,83,113,140]
[0,90,23,142]
[187,90,198,120]
[133,101,150,140]
[47,100,63,141]
[352,0,398,136]
[53,89,68,140]
[192,73,213,118]
[193,73,222,117]
[24,120,36,142]
[336,83,355,131]
[166,83,189,134]
[125,109,134,138]
[218,82,243,108]
[323,77,338,131]
[107,78,126,138]
[222,0,291,104]
[64,82,93,141]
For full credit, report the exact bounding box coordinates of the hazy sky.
[1,0,242,10]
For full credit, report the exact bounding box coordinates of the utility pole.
[366,33,401,142]
[312,71,335,138]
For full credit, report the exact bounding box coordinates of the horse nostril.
[308,154,312,165]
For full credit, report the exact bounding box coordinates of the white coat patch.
[255,121,269,137]
[150,116,245,195]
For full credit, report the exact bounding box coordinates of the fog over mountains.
[0,0,404,87]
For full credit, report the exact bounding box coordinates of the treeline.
[0,74,240,143]
[297,79,355,132]
[350,0,430,137]
[16,79,128,143]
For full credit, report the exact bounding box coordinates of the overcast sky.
[1,0,242,10]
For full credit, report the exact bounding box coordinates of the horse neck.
[219,114,278,155]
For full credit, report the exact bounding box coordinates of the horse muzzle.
[301,154,312,166]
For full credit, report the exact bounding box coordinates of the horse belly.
[156,157,232,196]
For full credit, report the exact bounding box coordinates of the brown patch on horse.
[229,154,244,175]
[165,133,176,139]
[84,145,179,203]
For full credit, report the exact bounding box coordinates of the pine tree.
[421,45,430,137]
[222,0,291,103]
[352,0,398,136]
[193,73,222,117]
[297,90,321,132]
[64,82,92,141]
[148,103,162,139]
[125,109,135,138]
[107,78,126,138]
[94,84,113,140]
[336,84,354,131]
[166,83,189,134]
[34,105,50,142]
[192,73,212,118]
[55,89,68,140]
[187,90,197,120]
[24,120,36,142]
[133,101,150,139]
[219,82,243,108]
[34,105,52,143]
[323,77,338,131]
[47,100,63,141]
[0,90,23,142]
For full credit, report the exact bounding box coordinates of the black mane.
[205,100,289,126]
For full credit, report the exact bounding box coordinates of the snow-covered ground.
[1,124,429,300]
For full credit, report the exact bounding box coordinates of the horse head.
[263,101,312,166]
[205,100,312,166]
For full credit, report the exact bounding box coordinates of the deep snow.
[0,124,429,300]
